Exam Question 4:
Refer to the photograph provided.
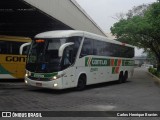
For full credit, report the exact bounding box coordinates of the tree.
[146,51,157,67]
[111,1,160,72]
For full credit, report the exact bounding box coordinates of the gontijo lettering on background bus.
[0,35,31,79]
[0,55,28,79]
[5,56,26,62]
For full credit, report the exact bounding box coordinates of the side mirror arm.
[58,42,74,57]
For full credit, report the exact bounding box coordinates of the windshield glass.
[26,37,82,73]
[26,38,66,72]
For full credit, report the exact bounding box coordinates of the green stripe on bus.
[114,59,118,66]
[0,65,11,74]
[31,72,58,78]
[122,60,134,66]
[112,67,115,74]
[85,57,134,67]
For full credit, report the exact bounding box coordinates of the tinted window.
[11,42,23,54]
[67,36,82,59]
[110,43,134,58]
[22,45,30,55]
[27,37,82,72]
[93,40,114,56]
[0,41,10,54]
[0,41,24,55]
[94,40,103,56]
[80,38,93,57]
[79,37,134,58]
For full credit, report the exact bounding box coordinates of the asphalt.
[0,68,160,120]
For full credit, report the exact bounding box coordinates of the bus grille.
[28,76,51,81]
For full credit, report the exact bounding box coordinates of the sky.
[75,0,157,56]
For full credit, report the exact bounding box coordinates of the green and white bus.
[25,30,134,90]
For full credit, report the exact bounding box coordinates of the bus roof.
[0,35,32,42]
[35,30,84,38]
[35,30,134,48]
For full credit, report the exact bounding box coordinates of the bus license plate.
[36,82,42,87]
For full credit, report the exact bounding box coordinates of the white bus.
[25,30,134,90]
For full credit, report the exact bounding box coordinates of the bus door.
[61,45,75,88]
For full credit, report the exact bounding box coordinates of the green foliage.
[148,67,160,78]
[111,1,160,72]
[148,67,157,74]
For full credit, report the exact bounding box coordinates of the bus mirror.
[20,42,31,55]
[59,42,74,57]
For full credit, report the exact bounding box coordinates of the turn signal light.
[36,39,45,43]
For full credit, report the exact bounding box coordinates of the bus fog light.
[25,80,28,84]
[54,83,58,87]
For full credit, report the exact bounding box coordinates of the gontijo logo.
[85,57,134,74]
[34,74,44,78]
[85,57,110,66]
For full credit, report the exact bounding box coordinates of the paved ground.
[0,68,160,119]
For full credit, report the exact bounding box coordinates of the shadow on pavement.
[0,79,26,90]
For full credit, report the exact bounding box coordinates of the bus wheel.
[118,72,123,84]
[76,75,86,91]
[123,72,128,83]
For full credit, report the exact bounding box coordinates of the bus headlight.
[53,76,57,80]
[52,73,65,80]
[25,71,31,77]
[25,73,28,77]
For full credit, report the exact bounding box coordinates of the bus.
[0,35,31,79]
[25,30,134,90]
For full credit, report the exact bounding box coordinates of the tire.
[118,72,123,84]
[76,76,86,91]
[123,72,128,83]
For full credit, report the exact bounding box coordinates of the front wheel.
[76,76,86,91]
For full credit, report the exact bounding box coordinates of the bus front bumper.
[25,77,63,90]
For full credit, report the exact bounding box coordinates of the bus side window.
[80,38,93,58]
[66,36,82,59]
[0,41,10,54]
[11,42,23,55]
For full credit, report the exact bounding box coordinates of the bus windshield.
[26,37,82,73]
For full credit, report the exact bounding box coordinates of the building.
[134,56,152,67]
[0,0,106,38]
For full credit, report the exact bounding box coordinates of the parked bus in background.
[25,30,134,90]
[0,35,31,79]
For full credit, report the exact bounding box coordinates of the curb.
[147,71,160,86]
